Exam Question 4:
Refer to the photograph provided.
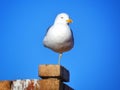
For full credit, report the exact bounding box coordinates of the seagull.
[43,13,74,65]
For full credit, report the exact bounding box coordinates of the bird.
[43,13,74,65]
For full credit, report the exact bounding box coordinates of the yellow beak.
[66,19,72,23]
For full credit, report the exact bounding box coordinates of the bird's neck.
[54,22,68,26]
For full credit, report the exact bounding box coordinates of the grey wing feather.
[71,29,74,44]
[44,26,52,36]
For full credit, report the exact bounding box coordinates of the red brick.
[38,65,69,82]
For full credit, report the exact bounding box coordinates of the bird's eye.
[61,17,63,19]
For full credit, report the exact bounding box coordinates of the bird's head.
[54,13,72,25]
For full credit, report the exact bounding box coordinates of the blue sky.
[0,0,120,90]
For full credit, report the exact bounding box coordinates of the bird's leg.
[58,53,62,65]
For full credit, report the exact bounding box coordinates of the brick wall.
[0,65,74,90]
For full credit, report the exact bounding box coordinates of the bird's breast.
[49,25,71,42]
[43,24,74,53]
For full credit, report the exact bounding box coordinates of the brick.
[38,65,69,82]
[38,78,60,90]
[38,79,74,90]
[0,81,11,90]
[62,83,74,90]
[11,79,40,90]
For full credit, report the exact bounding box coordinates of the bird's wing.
[43,25,52,46]
[44,25,52,36]
[71,29,74,44]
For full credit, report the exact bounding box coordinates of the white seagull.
[43,13,74,64]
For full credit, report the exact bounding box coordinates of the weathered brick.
[38,65,69,82]
[0,81,11,90]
